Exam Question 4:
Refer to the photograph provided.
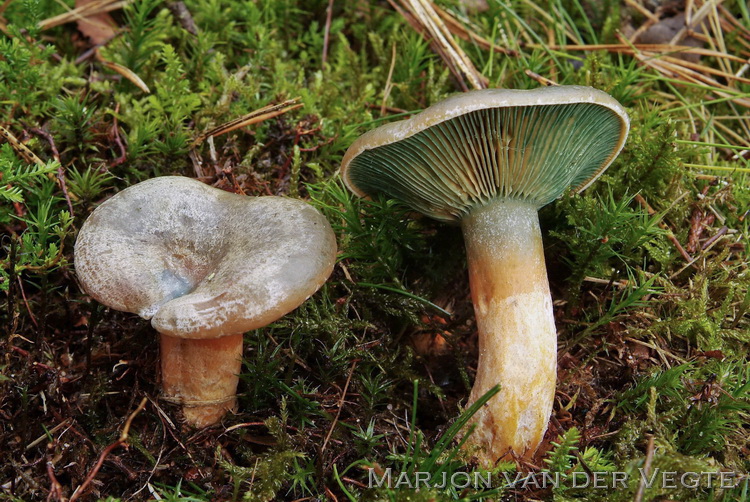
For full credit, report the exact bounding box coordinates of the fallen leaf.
[75,0,117,45]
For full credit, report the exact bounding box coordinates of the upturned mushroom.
[75,176,337,427]
[340,86,629,462]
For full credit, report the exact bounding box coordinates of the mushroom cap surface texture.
[75,176,337,339]
[340,86,629,222]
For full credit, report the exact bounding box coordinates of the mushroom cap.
[75,177,337,339]
[340,86,629,222]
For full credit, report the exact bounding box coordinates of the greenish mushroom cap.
[340,86,629,222]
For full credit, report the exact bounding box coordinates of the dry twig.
[633,435,656,502]
[321,361,357,453]
[68,398,148,502]
[29,127,75,216]
[322,0,335,66]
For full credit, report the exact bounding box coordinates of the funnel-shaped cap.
[341,86,629,222]
[75,177,337,339]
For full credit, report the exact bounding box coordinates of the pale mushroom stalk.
[75,176,337,427]
[340,86,629,463]
[462,199,556,458]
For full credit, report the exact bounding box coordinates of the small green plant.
[105,0,165,74]
[351,418,386,456]
[0,0,58,117]
[544,427,582,474]
[0,146,57,212]
[552,188,668,290]
[0,364,12,383]
[148,45,203,157]
[309,179,430,286]
[218,412,306,501]
[51,93,98,154]
[617,363,691,414]
[67,165,115,204]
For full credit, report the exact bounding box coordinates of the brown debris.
[635,13,704,63]
[167,1,198,36]
[686,206,716,254]
[74,0,118,45]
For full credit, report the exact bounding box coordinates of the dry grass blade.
[718,4,750,39]
[388,0,462,86]
[667,0,714,46]
[657,53,750,85]
[515,0,750,113]
[699,0,733,77]
[25,419,72,451]
[390,0,487,90]
[96,50,150,93]
[192,98,304,146]
[381,42,398,115]
[39,0,126,31]
[624,0,659,23]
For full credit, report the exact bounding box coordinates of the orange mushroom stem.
[462,200,556,459]
[160,333,244,427]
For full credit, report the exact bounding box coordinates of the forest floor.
[1,0,749,500]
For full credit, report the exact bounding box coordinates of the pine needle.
[431,3,516,56]
[390,0,487,90]
[192,98,304,146]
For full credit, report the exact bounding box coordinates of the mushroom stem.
[461,199,557,462]
[160,333,244,428]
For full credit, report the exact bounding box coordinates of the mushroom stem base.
[160,333,243,428]
[461,199,557,464]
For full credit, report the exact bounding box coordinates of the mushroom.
[74,176,337,427]
[340,86,629,462]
